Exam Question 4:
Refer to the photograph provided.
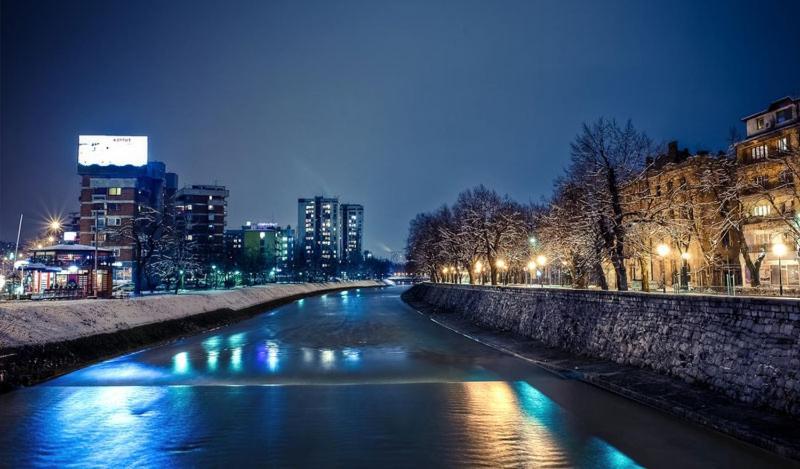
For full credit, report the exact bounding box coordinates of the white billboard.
[78,135,148,167]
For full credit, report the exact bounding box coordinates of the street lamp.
[526,260,536,285]
[773,242,787,296]
[656,243,670,293]
[495,259,507,285]
[536,255,547,286]
[679,252,690,291]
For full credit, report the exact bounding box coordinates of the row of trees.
[408,118,800,290]
[406,185,537,285]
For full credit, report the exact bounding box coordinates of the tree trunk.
[488,255,497,285]
[638,257,650,292]
[611,250,628,291]
[593,261,608,290]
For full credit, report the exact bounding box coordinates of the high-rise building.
[277,225,295,277]
[297,196,340,278]
[77,136,178,283]
[175,184,229,268]
[340,204,364,266]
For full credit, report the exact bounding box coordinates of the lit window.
[752,204,772,217]
[778,137,789,152]
[108,187,122,196]
[756,117,765,130]
[751,144,769,160]
[187,235,193,240]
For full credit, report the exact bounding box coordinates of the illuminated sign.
[78,135,148,167]
[63,231,77,242]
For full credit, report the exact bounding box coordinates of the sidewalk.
[404,295,800,462]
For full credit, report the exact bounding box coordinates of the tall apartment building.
[340,204,364,265]
[297,196,340,279]
[277,225,295,276]
[734,96,800,288]
[175,184,229,268]
[78,159,177,282]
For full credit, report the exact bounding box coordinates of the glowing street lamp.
[495,259,507,285]
[48,218,63,233]
[678,252,690,290]
[526,260,537,286]
[656,243,670,293]
[773,242,788,296]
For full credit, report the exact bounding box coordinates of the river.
[0,286,792,468]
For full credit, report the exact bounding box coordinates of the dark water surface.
[0,287,792,468]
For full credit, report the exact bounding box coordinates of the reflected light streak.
[172,352,190,375]
[207,351,219,371]
[228,333,246,347]
[202,335,222,350]
[342,348,360,363]
[302,347,315,364]
[266,340,280,372]
[230,347,243,372]
[320,349,335,369]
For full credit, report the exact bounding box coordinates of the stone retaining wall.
[404,283,800,417]
[0,282,379,391]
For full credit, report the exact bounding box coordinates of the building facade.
[78,160,178,283]
[621,142,741,292]
[340,204,364,267]
[734,97,800,288]
[297,196,340,279]
[175,184,229,268]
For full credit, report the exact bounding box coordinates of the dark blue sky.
[2,0,799,254]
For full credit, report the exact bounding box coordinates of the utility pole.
[14,214,22,298]
[94,210,99,297]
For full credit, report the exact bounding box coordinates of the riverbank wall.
[0,282,379,391]
[403,283,800,417]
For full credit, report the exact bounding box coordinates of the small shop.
[21,244,115,299]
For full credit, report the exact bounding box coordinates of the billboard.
[78,135,148,167]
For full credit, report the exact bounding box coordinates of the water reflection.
[230,347,243,372]
[207,350,219,371]
[0,287,786,468]
[173,352,190,374]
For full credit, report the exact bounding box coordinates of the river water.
[0,286,792,468]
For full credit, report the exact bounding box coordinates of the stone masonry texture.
[405,283,800,417]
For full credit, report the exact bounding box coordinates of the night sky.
[2,0,799,255]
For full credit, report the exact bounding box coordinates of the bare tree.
[110,205,169,295]
[568,118,654,290]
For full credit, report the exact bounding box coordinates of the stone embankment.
[0,281,379,390]
[403,283,800,418]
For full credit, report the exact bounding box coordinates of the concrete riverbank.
[403,283,800,460]
[0,281,380,391]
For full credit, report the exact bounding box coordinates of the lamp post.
[679,252,690,291]
[536,255,547,287]
[773,242,787,296]
[656,243,670,293]
[495,259,507,285]
[526,260,536,286]
[474,261,483,285]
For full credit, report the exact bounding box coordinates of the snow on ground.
[0,282,379,349]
